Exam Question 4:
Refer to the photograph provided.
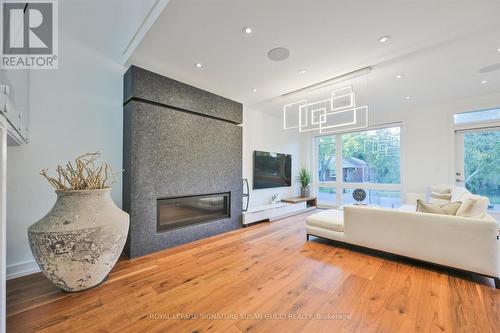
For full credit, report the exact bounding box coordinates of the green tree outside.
[317,127,401,184]
[464,131,500,205]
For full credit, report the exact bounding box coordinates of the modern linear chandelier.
[283,85,368,134]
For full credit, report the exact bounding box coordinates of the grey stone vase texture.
[28,189,129,292]
[123,66,243,258]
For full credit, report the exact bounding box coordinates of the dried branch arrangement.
[40,152,118,191]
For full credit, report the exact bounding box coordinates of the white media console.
[242,197,317,226]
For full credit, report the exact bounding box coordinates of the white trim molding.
[0,117,7,333]
[121,0,171,65]
[6,260,40,280]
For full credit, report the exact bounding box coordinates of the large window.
[315,126,401,208]
[342,128,400,184]
[317,136,336,182]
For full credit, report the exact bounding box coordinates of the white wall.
[6,31,124,278]
[242,107,304,207]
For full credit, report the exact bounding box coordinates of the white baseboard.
[6,260,40,280]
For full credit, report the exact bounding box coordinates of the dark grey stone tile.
[124,66,242,124]
[123,77,242,257]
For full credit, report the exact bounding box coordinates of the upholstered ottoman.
[306,209,344,232]
[306,209,348,242]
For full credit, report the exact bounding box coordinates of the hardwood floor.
[6,210,500,333]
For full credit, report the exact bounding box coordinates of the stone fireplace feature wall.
[123,66,243,258]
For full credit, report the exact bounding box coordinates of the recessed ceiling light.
[497,48,500,52]
[396,74,403,79]
[251,88,257,92]
[405,96,411,100]
[299,69,307,74]
[195,63,203,69]
[378,35,391,43]
[242,26,253,34]
[481,80,488,84]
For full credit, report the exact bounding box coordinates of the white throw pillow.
[429,197,451,206]
[427,184,452,204]
[450,187,469,202]
[431,184,451,194]
[456,193,489,218]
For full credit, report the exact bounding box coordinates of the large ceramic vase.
[28,188,129,292]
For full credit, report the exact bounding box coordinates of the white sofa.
[306,187,500,288]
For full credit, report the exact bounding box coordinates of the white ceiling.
[129,0,500,115]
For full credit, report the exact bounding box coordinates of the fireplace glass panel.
[157,193,230,232]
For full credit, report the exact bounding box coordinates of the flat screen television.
[253,151,292,189]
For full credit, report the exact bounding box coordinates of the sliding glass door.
[315,126,402,208]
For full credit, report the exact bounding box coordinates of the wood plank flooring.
[6,210,500,332]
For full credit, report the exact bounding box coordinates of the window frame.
[312,123,403,207]
[453,108,500,128]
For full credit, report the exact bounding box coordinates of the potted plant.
[296,167,312,198]
[28,153,129,292]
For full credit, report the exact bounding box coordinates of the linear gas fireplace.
[157,193,231,232]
